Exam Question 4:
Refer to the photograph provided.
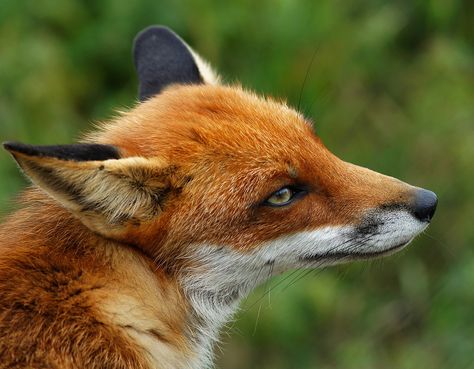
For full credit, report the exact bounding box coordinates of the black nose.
[412,189,438,222]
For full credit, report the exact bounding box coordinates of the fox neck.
[180,245,277,367]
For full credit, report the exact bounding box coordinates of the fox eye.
[265,187,295,206]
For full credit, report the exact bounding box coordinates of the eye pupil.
[275,188,290,200]
[266,187,294,206]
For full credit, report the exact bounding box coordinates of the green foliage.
[1,0,473,368]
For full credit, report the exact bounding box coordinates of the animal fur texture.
[0,26,437,369]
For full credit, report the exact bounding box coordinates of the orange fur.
[89,85,413,252]
[0,63,430,369]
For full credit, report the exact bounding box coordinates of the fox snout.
[344,185,438,260]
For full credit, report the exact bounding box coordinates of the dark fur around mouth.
[299,208,412,263]
[300,241,409,262]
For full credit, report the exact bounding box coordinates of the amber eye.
[265,187,295,206]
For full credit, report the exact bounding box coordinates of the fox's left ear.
[133,25,220,101]
[3,142,184,237]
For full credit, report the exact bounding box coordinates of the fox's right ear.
[133,25,219,101]
[3,142,185,238]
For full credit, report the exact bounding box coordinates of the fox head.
[4,26,437,303]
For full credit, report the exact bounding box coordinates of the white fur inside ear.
[166,27,220,85]
[20,155,168,225]
[188,48,220,85]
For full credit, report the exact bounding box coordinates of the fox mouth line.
[300,240,410,262]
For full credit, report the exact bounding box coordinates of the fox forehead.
[94,84,320,165]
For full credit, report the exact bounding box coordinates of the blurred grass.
[1,0,473,368]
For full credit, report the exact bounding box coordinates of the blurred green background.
[1,1,473,368]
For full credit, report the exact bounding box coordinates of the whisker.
[243,233,377,312]
[242,269,301,312]
[282,268,314,291]
[297,43,321,112]
[308,80,335,118]
[252,301,263,336]
[282,235,374,291]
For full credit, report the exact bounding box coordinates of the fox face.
[2,26,437,368]
[94,84,432,266]
[4,27,436,267]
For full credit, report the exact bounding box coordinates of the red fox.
[0,26,437,369]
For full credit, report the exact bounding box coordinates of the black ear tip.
[132,24,203,101]
[133,25,179,60]
[3,142,56,158]
[134,25,176,43]
[3,142,120,161]
[3,141,15,151]
[3,141,30,154]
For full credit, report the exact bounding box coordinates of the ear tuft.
[4,143,179,236]
[3,142,120,161]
